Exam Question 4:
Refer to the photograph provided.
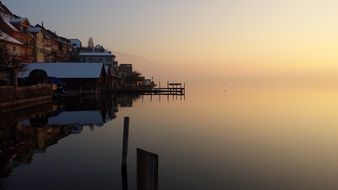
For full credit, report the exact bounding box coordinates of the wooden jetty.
[148,82,185,95]
[111,82,185,96]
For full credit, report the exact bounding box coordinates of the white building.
[77,45,117,71]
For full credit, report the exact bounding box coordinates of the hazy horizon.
[3,2,338,189]
[4,0,338,85]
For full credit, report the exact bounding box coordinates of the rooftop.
[9,17,28,23]
[0,30,22,45]
[78,51,114,57]
[1,17,19,32]
[28,27,41,33]
[18,63,105,79]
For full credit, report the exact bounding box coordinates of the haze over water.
[2,85,338,189]
[2,0,338,189]
[4,0,338,83]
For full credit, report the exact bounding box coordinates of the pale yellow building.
[28,27,44,63]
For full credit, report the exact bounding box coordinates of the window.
[13,46,16,51]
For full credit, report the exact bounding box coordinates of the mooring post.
[122,117,130,166]
[137,149,159,190]
[121,117,130,190]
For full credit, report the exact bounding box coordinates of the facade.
[57,36,73,62]
[32,24,72,63]
[19,63,108,94]
[0,17,34,62]
[77,45,118,70]
[32,24,53,62]
[0,30,22,55]
[48,31,59,62]
[43,30,73,62]
[117,64,133,78]
[28,27,44,62]
[8,18,34,63]
[105,65,122,89]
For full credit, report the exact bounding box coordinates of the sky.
[3,0,338,85]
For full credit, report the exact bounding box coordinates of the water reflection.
[0,94,141,179]
[120,117,159,190]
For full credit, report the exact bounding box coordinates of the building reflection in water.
[0,94,140,179]
[0,93,166,190]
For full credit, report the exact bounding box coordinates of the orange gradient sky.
[4,0,338,83]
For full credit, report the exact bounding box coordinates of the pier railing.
[151,82,185,95]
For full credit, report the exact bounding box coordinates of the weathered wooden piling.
[121,116,130,190]
[137,148,159,190]
[122,117,130,166]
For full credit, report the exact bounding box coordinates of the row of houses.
[0,1,73,63]
[0,1,155,93]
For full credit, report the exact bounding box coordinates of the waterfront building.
[47,30,60,62]
[77,45,118,70]
[7,18,34,63]
[28,27,44,62]
[0,30,22,55]
[19,63,108,94]
[33,24,53,62]
[56,35,73,62]
[117,64,133,78]
[105,65,123,89]
[0,16,34,62]
[33,24,73,63]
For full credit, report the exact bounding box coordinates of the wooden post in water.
[137,149,159,190]
[122,117,130,166]
[121,117,130,190]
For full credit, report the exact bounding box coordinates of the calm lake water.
[2,83,338,190]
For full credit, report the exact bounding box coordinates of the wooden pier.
[111,82,185,96]
[150,82,185,95]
